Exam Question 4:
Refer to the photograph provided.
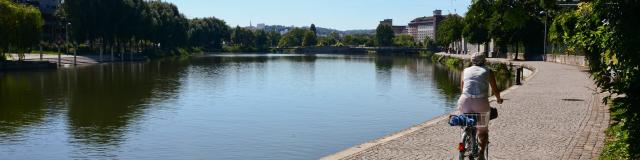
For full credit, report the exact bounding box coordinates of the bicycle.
[449,111,491,160]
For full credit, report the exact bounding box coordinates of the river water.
[0,54,511,159]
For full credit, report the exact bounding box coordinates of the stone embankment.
[2,53,147,71]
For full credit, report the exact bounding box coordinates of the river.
[0,54,511,159]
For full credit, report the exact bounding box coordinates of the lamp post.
[65,22,76,65]
[541,11,548,61]
[65,22,69,55]
[69,23,77,66]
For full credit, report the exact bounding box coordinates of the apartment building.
[379,19,408,36]
[407,10,445,43]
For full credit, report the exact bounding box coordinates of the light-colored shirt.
[462,66,490,98]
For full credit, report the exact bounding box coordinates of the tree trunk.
[515,42,519,60]
[120,41,124,62]
[484,42,490,57]
[110,43,114,62]
[100,39,104,62]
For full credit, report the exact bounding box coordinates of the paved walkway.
[324,53,609,160]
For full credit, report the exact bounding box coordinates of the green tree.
[146,1,189,50]
[435,14,463,49]
[188,17,230,51]
[316,37,333,47]
[463,0,491,46]
[0,0,44,60]
[393,34,415,47]
[462,0,545,59]
[62,0,191,56]
[65,0,149,50]
[266,31,281,47]
[423,36,437,51]
[548,11,578,54]
[344,35,354,45]
[15,3,44,59]
[0,0,17,59]
[253,30,269,51]
[277,28,306,47]
[310,24,317,35]
[328,31,341,43]
[488,0,530,58]
[343,34,373,46]
[230,26,255,48]
[376,24,395,46]
[302,30,318,47]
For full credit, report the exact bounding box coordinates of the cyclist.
[458,52,503,159]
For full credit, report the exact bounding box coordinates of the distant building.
[392,26,407,35]
[407,10,445,43]
[379,19,393,26]
[256,23,266,30]
[378,19,407,36]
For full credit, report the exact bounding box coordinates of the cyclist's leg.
[477,127,489,159]
[469,98,491,159]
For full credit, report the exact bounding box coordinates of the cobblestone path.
[323,54,609,160]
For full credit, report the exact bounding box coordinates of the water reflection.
[288,55,317,87]
[0,74,47,139]
[374,57,393,92]
[432,63,463,110]
[66,59,186,151]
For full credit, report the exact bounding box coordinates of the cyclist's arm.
[489,71,503,104]
[460,72,464,93]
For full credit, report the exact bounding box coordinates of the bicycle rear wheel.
[458,132,467,160]
[459,131,476,160]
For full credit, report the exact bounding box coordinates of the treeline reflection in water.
[0,54,512,159]
[0,58,188,158]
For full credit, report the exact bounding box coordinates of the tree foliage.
[436,14,463,47]
[344,34,374,46]
[266,31,281,48]
[302,30,318,47]
[278,28,306,48]
[462,0,546,58]
[146,1,189,50]
[316,32,341,47]
[376,24,395,46]
[550,1,640,158]
[310,24,317,35]
[0,0,44,60]
[463,0,491,44]
[423,36,438,51]
[253,30,269,51]
[188,17,229,51]
[62,0,235,55]
[393,34,416,47]
[230,26,255,48]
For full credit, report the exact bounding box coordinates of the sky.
[163,0,472,31]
